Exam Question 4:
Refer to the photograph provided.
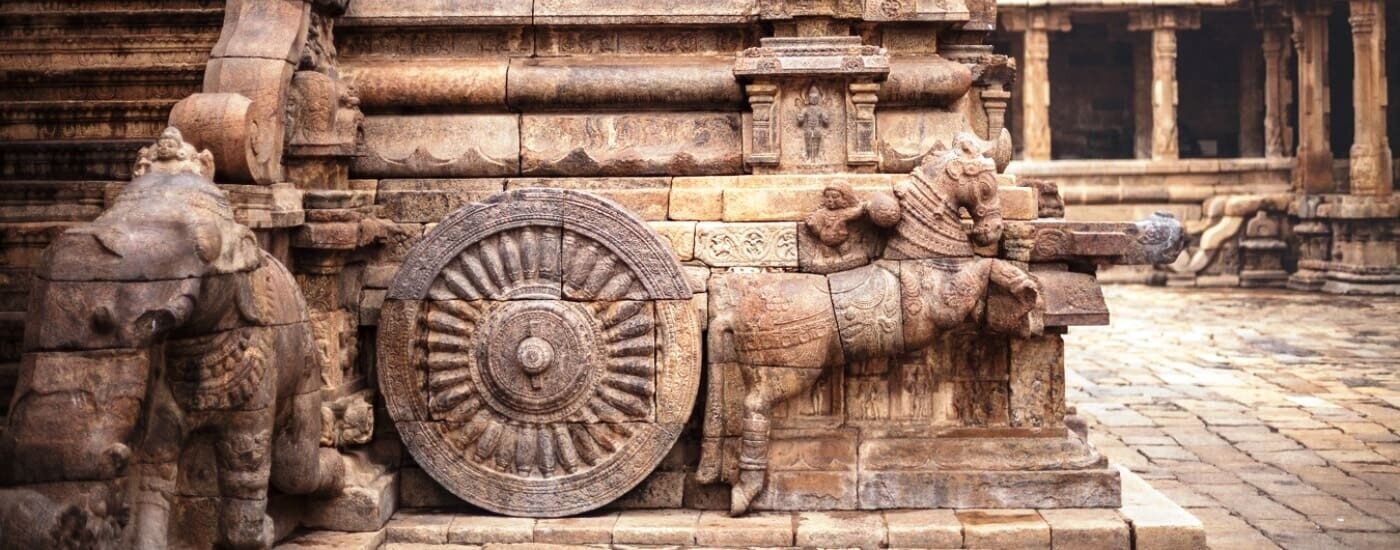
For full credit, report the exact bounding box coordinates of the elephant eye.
[92,305,115,332]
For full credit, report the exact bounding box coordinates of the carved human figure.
[699,133,1045,514]
[795,85,830,161]
[0,129,343,549]
[805,181,868,251]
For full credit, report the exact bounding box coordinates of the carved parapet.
[1168,193,1292,276]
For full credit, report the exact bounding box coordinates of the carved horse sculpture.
[0,128,343,549]
[698,134,1043,515]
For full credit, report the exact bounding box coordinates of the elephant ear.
[191,222,223,264]
[90,226,133,259]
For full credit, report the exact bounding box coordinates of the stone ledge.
[342,468,1205,549]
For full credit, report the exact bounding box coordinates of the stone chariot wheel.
[378,188,700,517]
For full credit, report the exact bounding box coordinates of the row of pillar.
[1003,0,1390,191]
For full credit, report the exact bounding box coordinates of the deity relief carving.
[796,85,831,161]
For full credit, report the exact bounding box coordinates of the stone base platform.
[276,467,1204,549]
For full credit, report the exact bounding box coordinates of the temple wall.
[0,0,228,420]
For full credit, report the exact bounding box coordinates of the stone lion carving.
[0,128,343,549]
[699,133,1044,514]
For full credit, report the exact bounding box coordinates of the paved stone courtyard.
[1069,286,1400,549]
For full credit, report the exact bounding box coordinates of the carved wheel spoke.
[379,189,698,517]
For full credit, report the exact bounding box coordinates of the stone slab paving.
[1068,286,1400,550]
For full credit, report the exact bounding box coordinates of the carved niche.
[735,36,889,174]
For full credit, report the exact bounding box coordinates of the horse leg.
[933,260,992,328]
[270,389,345,497]
[731,365,824,516]
[213,408,274,550]
[986,259,1043,336]
[696,316,737,486]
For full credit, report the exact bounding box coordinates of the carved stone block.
[355,115,520,178]
[694,222,798,267]
[650,221,698,261]
[521,113,743,177]
[375,179,506,224]
[1009,335,1066,430]
[507,177,671,220]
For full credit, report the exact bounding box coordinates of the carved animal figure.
[0,128,343,549]
[698,134,1043,515]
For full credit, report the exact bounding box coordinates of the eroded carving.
[0,129,343,549]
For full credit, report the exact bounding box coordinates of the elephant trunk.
[1,348,151,485]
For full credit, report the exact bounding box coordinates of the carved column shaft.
[1021,28,1052,161]
[848,81,880,166]
[1261,25,1295,158]
[1239,43,1264,157]
[1130,9,1197,161]
[747,82,780,167]
[1348,0,1392,197]
[1133,36,1154,160]
[1150,28,1179,160]
[1004,8,1069,162]
[1290,1,1334,193]
[982,85,1012,140]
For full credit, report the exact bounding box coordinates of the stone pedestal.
[1315,196,1400,295]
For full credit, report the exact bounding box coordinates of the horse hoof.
[729,471,765,516]
[695,463,719,485]
[730,484,757,516]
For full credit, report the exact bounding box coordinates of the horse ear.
[928,140,948,156]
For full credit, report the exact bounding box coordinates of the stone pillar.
[1347,0,1392,197]
[1150,27,1179,160]
[1133,36,1153,159]
[1129,9,1199,161]
[1021,27,1052,161]
[1002,8,1071,161]
[1260,22,1295,158]
[1289,0,1334,193]
[1300,0,1400,295]
[1239,44,1264,157]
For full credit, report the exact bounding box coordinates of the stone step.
[0,0,223,14]
[275,466,1205,550]
[0,138,150,180]
[0,180,114,223]
[0,99,178,141]
[0,64,204,101]
[0,33,219,71]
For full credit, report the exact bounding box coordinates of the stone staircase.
[0,0,226,419]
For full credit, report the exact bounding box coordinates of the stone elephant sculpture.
[698,135,1043,515]
[0,128,343,549]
